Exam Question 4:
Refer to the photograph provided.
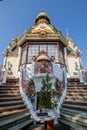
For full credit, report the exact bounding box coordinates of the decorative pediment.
[31,23,54,34]
[34,52,53,74]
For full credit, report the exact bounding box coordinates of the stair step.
[6,118,33,130]
[60,81,87,129]
[0,87,19,90]
[0,108,28,121]
[60,113,87,127]
[0,90,20,94]
[0,113,30,130]
[64,100,87,106]
[68,83,87,86]
[0,89,20,93]
[65,95,87,100]
[67,85,87,90]
[59,119,87,130]
[0,78,33,130]
[62,103,87,111]
[0,104,26,113]
[61,108,87,119]
[67,88,87,91]
[0,96,22,102]
[0,93,21,97]
[6,78,19,83]
[66,92,87,96]
[0,100,24,106]
[0,84,19,87]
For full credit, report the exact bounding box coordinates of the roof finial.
[41,8,44,12]
[66,28,69,37]
[16,28,19,37]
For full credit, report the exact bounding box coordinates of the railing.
[79,69,87,84]
[19,65,67,124]
[0,69,7,85]
[56,66,67,119]
[18,68,35,118]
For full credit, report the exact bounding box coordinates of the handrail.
[0,68,7,85]
[79,69,87,84]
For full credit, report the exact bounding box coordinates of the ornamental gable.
[31,23,55,34]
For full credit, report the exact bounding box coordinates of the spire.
[35,11,50,25]
[66,28,69,37]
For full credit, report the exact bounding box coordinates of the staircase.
[0,78,33,130]
[59,81,87,130]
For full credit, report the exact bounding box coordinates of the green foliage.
[38,74,57,109]
[73,72,78,75]
[7,61,13,75]
[54,78,61,98]
[54,78,60,91]
[75,61,79,71]
[28,79,36,103]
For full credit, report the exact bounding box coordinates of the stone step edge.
[0,84,19,87]
[66,92,87,94]
[6,118,33,130]
[63,103,87,110]
[60,108,87,119]
[0,94,21,96]
[59,119,87,130]
[64,101,87,105]
[0,104,26,111]
[0,88,19,90]
[61,108,87,116]
[0,100,24,106]
[0,101,24,108]
[0,96,22,100]
[60,113,87,127]
[64,100,87,103]
[0,90,20,92]
[0,112,30,128]
[65,96,87,99]
[0,108,28,118]
[0,109,29,122]
[67,87,87,89]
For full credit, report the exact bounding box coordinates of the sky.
[0,0,87,69]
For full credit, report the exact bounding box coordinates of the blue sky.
[0,0,87,68]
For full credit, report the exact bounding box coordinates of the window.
[27,45,39,62]
[60,48,64,64]
[40,45,46,52]
[48,45,58,62]
[21,46,26,64]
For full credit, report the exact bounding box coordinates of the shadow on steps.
[26,123,70,130]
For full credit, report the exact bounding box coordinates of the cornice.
[7,54,18,57]
[67,55,76,58]
[17,33,68,47]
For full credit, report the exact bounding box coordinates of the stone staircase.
[0,78,33,130]
[59,81,87,130]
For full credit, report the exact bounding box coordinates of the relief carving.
[34,60,53,74]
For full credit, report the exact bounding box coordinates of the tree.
[28,79,36,103]
[38,74,57,109]
[54,78,61,98]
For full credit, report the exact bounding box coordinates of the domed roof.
[36,55,50,61]
[35,11,50,24]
